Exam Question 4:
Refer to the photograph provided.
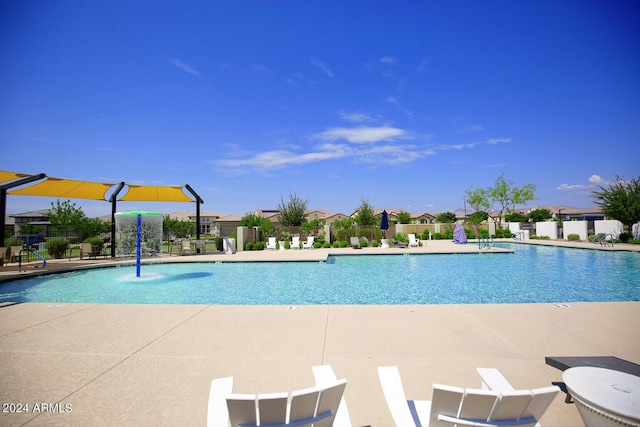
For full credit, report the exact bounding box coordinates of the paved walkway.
[0,240,639,426]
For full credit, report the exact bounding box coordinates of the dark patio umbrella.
[380,210,389,238]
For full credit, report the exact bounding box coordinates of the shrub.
[46,237,69,259]
[443,230,454,240]
[245,242,254,251]
[371,240,378,247]
[84,236,104,245]
[393,233,408,243]
[478,229,489,238]
[4,237,23,247]
[323,242,331,248]
[420,230,431,240]
[313,242,322,248]
[284,241,291,249]
[567,234,580,241]
[432,232,442,240]
[253,242,265,250]
[333,241,341,248]
[338,240,349,248]
[359,237,368,248]
[628,239,640,245]
[619,232,631,243]
[215,237,224,251]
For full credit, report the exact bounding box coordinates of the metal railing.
[18,248,46,271]
[512,231,525,241]
[592,233,614,247]
[478,236,495,249]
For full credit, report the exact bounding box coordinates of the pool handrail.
[18,248,47,272]
[592,233,614,247]
[478,236,495,250]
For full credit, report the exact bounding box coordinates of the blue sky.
[2,0,639,217]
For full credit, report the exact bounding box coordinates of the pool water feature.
[1,244,638,305]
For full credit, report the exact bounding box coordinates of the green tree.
[489,173,536,228]
[436,212,457,223]
[75,217,110,241]
[395,211,412,224]
[466,211,488,238]
[466,175,536,229]
[301,218,321,237]
[19,223,45,236]
[163,215,195,238]
[240,212,275,237]
[48,200,85,237]
[504,211,528,223]
[353,198,378,226]
[465,187,491,215]
[528,208,552,222]
[332,217,355,239]
[592,175,640,236]
[277,192,308,226]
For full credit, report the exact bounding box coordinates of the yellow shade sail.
[0,170,36,184]
[118,185,194,202]
[8,177,116,200]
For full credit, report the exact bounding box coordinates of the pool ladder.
[512,231,525,241]
[18,248,47,272]
[478,236,495,250]
[592,233,614,247]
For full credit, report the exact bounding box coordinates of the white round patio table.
[563,366,640,427]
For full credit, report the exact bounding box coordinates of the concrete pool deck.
[1,240,639,426]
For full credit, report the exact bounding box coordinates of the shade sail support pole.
[109,182,125,258]
[184,184,204,241]
[0,173,46,245]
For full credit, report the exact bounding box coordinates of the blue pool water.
[1,244,638,305]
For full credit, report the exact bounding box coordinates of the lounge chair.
[180,239,194,255]
[266,237,277,250]
[408,234,419,248]
[302,236,315,249]
[393,240,407,248]
[378,366,559,427]
[291,236,301,249]
[208,365,351,427]
[79,242,93,260]
[350,236,361,249]
[9,245,23,263]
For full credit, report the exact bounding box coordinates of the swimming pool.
[1,243,638,304]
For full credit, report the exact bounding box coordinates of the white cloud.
[212,126,508,176]
[558,174,609,192]
[168,58,201,76]
[309,56,334,77]
[437,142,480,150]
[338,110,377,123]
[315,126,405,144]
[557,183,588,191]
[588,174,604,184]
[379,56,396,65]
[487,137,511,145]
[212,140,435,173]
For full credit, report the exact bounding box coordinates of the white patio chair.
[267,237,277,250]
[302,236,315,249]
[408,234,419,248]
[378,366,559,427]
[291,236,301,249]
[208,365,351,427]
